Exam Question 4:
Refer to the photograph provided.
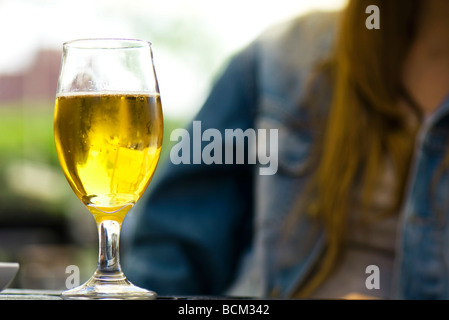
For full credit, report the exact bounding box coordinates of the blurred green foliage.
[0,101,185,219]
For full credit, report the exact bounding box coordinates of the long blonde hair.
[294,0,423,297]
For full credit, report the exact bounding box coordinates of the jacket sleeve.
[123,42,259,296]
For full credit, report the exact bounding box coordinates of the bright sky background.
[0,0,347,119]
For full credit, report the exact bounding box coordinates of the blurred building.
[0,50,61,103]
[0,48,96,291]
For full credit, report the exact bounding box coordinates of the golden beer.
[54,92,163,223]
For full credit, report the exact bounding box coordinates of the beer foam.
[56,91,160,98]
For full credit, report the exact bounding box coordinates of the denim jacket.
[123,11,449,299]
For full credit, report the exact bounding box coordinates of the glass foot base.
[61,272,157,300]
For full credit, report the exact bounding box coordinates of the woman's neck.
[402,0,449,116]
[416,0,449,55]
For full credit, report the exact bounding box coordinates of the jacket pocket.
[256,116,314,177]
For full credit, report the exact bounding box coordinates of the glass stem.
[96,220,125,280]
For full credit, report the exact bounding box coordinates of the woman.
[123,0,449,299]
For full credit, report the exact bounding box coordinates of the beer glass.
[54,39,163,299]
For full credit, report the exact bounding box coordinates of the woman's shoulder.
[243,11,339,116]
[245,10,339,87]
[228,10,340,79]
[260,10,340,40]
[255,10,340,55]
